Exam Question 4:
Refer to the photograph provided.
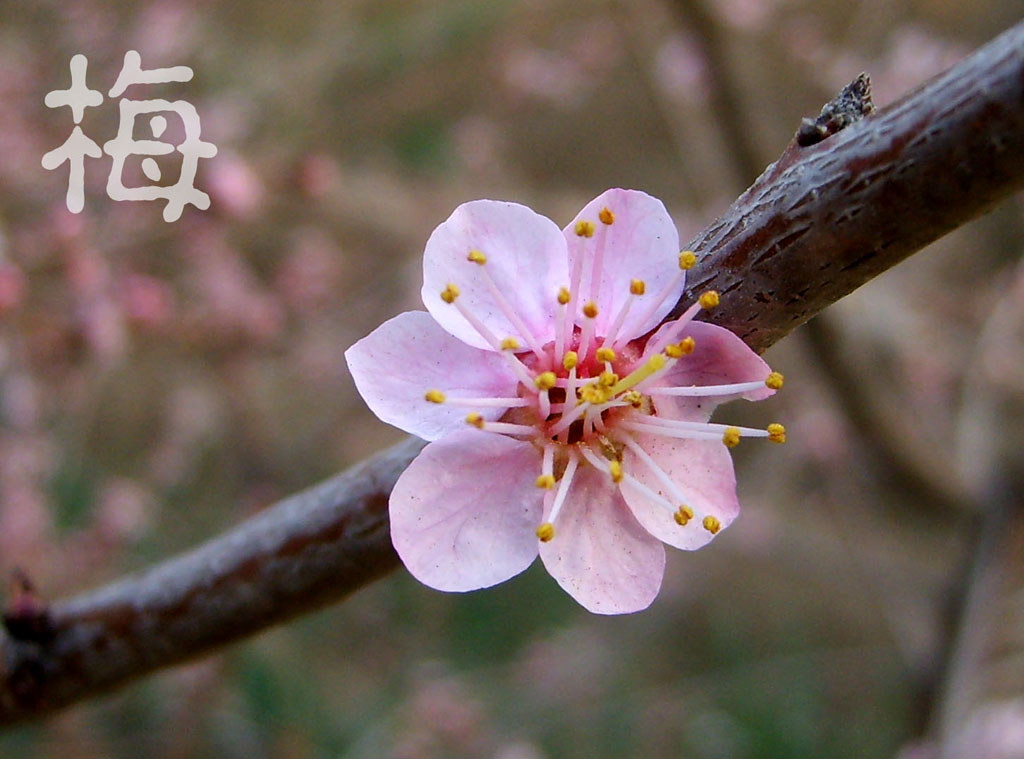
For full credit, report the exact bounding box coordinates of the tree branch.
[2,21,1022,727]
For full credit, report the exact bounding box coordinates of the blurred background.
[0,0,1021,757]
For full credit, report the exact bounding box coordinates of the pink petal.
[390,431,543,592]
[646,320,774,422]
[620,431,740,551]
[345,311,520,441]
[422,200,570,350]
[565,189,681,340]
[539,463,665,614]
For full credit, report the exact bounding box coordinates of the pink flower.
[346,189,784,614]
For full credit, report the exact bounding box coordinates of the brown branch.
[2,21,1023,727]
[675,20,1024,352]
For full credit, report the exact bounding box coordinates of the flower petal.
[565,189,681,341]
[390,431,543,592]
[539,463,665,614]
[345,311,520,441]
[646,320,775,422]
[422,200,570,350]
[620,431,740,551]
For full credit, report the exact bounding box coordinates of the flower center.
[424,209,786,543]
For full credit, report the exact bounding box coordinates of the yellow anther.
[534,371,557,390]
[557,287,571,305]
[608,460,623,483]
[674,505,694,526]
[598,207,615,225]
[608,353,665,396]
[575,220,595,238]
[596,346,616,363]
[677,337,696,355]
[630,279,646,295]
[440,283,460,303]
[702,515,721,534]
[679,250,697,270]
[599,371,618,387]
[582,301,599,319]
[466,412,485,429]
[467,249,487,265]
[536,474,556,490]
[767,423,787,443]
[500,337,521,351]
[722,426,741,448]
[562,351,578,370]
[699,290,720,309]
[622,390,643,407]
[536,522,555,542]
[765,371,785,390]
[578,382,612,405]
[424,389,446,404]
[665,343,684,359]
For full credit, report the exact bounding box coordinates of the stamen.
[621,433,692,509]
[464,412,536,437]
[442,304,537,387]
[562,351,578,370]
[702,516,721,534]
[767,423,787,443]
[598,206,615,225]
[645,302,701,355]
[578,301,598,362]
[588,217,610,305]
[562,233,586,353]
[766,372,785,390]
[625,415,774,441]
[552,288,570,358]
[592,440,683,520]
[600,279,644,349]
[577,381,612,405]
[678,250,697,270]
[622,390,643,407]
[722,427,741,447]
[546,449,579,526]
[467,249,487,264]
[574,220,595,238]
[647,379,775,397]
[539,387,551,419]
[440,283,460,303]
[548,395,591,437]
[534,371,557,390]
[501,337,520,351]
[536,474,555,489]
[616,265,686,350]
[424,389,446,403]
[596,346,616,363]
[441,396,530,408]
[473,260,548,360]
[478,421,540,436]
[699,290,720,309]
[536,522,555,542]
[674,506,694,526]
[541,444,554,484]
